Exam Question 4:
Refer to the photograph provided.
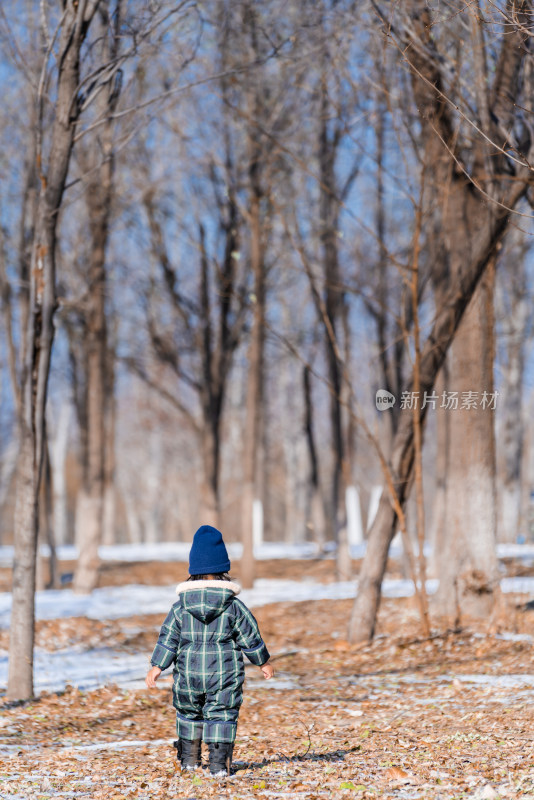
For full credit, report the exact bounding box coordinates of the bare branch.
[121,356,201,434]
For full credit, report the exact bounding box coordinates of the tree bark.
[241,189,265,589]
[198,224,222,528]
[498,280,528,542]
[318,64,350,579]
[74,3,121,593]
[435,268,498,620]
[39,440,57,590]
[240,1,267,587]
[102,347,117,546]
[428,365,450,578]
[49,402,71,549]
[303,365,326,546]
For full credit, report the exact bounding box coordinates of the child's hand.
[260,662,274,679]
[145,666,162,688]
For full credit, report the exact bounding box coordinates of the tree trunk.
[349,492,400,641]
[9,215,67,698]
[40,441,57,589]
[8,435,38,699]
[74,4,121,592]
[498,292,528,542]
[72,214,108,592]
[102,361,116,546]
[435,270,498,619]
[50,402,71,548]
[73,351,106,591]
[198,224,222,529]
[318,72,349,578]
[0,438,18,524]
[241,189,265,589]
[428,365,450,578]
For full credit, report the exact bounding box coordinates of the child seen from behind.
[146,525,274,776]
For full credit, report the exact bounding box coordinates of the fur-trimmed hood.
[175,580,241,596]
[175,580,241,624]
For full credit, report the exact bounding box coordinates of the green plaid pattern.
[151,585,270,743]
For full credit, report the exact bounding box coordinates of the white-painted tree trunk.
[367,485,383,532]
[102,484,116,546]
[49,403,71,547]
[252,498,263,551]
[435,276,498,619]
[346,485,363,546]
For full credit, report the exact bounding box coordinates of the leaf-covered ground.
[0,562,533,800]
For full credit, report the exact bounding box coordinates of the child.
[145,525,274,776]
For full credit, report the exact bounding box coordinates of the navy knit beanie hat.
[189,525,231,575]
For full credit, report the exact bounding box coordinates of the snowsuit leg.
[202,676,243,743]
[174,673,244,744]
[173,683,205,743]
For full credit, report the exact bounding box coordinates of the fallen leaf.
[385,767,410,781]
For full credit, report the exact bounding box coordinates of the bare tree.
[349,0,534,642]
[73,1,123,594]
[8,0,103,701]
[137,141,248,530]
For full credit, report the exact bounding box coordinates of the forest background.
[1,0,534,703]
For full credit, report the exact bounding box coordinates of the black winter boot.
[208,741,233,776]
[176,738,201,770]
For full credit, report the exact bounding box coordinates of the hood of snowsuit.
[176,580,241,624]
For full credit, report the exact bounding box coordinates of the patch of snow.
[500,577,534,594]
[67,737,173,753]
[0,583,177,628]
[497,543,534,559]
[0,647,151,695]
[473,784,500,800]
[6,538,534,567]
[0,577,435,630]
[452,674,534,689]
[495,632,532,643]
[245,678,299,691]
[0,541,334,566]
[0,643,302,697]
[1,575,533,631]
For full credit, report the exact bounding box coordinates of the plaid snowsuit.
[150,580,270,744]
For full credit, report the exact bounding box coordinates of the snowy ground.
[0,541,329,566]
[0,542,532,697]
[0,574,533,696]
[0,580,532,800]
[1,575,534,631]
[0,577,428,695]
[1,540,533,567]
